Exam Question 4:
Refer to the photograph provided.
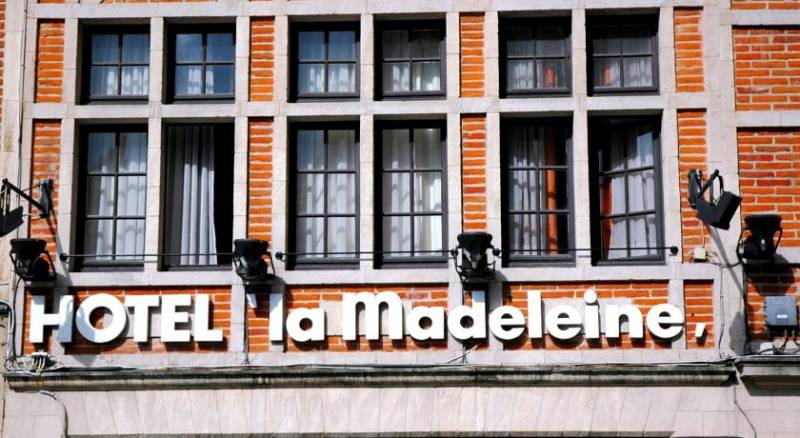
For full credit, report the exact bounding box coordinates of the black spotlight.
[451,232,500,283]
[232,239,274,284]
[739,214,783,261]
[688,170,742,230]
[9,238,54,282]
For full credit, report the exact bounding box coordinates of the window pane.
[592,26,620,55]
[329,31,356,61]
[537,27,566,57]
[297,173,324,214]
[86,176,116,216]
[298,64,325,93]
[327,174,356,214]
[327,217,355,257]
[508,126,532,167]
[206,33,234,61]
[601,175,627,216]
[383,129,411,169]
[298,32,325,60]
[604,129,627,171]
[383,216,411,253]
[115,219,145,260]
[383,62,410,92]
[540,170,568,211]
[536,59,566,89]
[328,130,357,170]
[414,215,443,252]
[412,29,441,58]
[627,126,654,168]
[622,26,652,55]
[327,64,356,93]
[206,64,234,95]
[540,127,567,166]
[510,213,537,254]
[412,61,441,92]
[414,172,442,212]
[296,217,324,257]
[88,133,117,173]
[297,130,325,170]
[539,214,569,255]
[174,65,203,95]
[593,58,620,88]
[92,34,118,63]
[84,219,114,261]
[623,57,653,87]
[414,128,442,168]
[175,33,202,62]
[603,217,627,259]
[117,176,146,216]
[382,30,409,59]
[510,170,535,211]
[507,60,534,90]
[119,132,148,173]
[506,27,534,57]
[629,214,657,257]
[120,66,149,96]
[122,34,149,63]
[90,66,118,96]
[627,170,656,213]
[382,173,411,213]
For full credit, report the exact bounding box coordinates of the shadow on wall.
[744,263,797,352]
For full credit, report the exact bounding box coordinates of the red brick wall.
[30,120,61,257]
[677,110,710,261]
[460,13,485,98]
[504,282,671,350]
[283,285,448,352]
[733,28,800,111]
[684,281,714,348]
[461,114,487,231]
[673,8,705,93]
[250,17,275,102]
[737,129,800,247]
[732,0,800,9]
[34,20,64,103]
[247,118,273,241]
[23,287,231,354]
[745,266,799,343]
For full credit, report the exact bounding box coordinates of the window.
[292,24,359,99]
[378,22,445,98]
[591,118,663,263]
[588,17,658,94]
[162,124,233,269]
[377,122,447,266]
[501,18,570,96]
[78,127,147,270]
[170,26,235,100]
[83,27,149,101]
[289,123,359,268]
[501,119,572,264]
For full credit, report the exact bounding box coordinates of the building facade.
[1,0,800,436]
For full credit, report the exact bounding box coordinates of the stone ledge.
[6,363,735,392]
[737,355,800,388]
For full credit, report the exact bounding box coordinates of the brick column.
[249,17,275,102]
[673,8,704,93]
[459,13,485,98]
[34,20,64,103]
[677,110,709,261]
[684,281,714,348]
[461,114,487,231]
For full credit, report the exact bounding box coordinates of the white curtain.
[327,130,356,257]
[594,59,621,88]
[383,63,410,93]
[85,133,116,260]
[115,132,147,260]
[508,60,534,90]
[167,125,217,266]
[412,62,441,92]
[624,57,652,87]
[328,64,356,93]
[508,127,538,254]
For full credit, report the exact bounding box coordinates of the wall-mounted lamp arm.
[2,179,53,218]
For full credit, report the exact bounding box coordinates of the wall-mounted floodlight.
[687,170,741,230]
[0,179,53,238]
[739,214,783,261]
[10,238,54,282]
[232,239,275,285]
[451,232,500,284]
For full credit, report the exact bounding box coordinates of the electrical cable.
[733,385,757,438]
[39,390,68,438]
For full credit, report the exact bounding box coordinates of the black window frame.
[499,17,572,98]
[290,22,361,101]
[75,124,149,272]
[587,15,660,96]
[589,116,665,265]
[376,20,447,100]
[288,122,361,270]
[167,23,236,103]
[500,118,574,266]
[375,120,448,268]
[81,25,151,104]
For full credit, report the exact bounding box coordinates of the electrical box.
[765,296,798,329]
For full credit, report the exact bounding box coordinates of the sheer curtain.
[166,125,217,266]
[327,130,356,257]
[115,132,147,260]
[508,127,537,254]
[296,130,325,257]
[85,133,117,261]
[382,129,411,254]
[604,130,628,259]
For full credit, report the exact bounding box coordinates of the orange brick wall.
[684,281,714,348]
[732,0,800,9]
[34,20,64,103]
[249,17,276,102]
[677,110,710,261]
[504,282,671,350]
[673,8,704,93]
[745,266,800,343]
[23,287,232,354]
[282,285,448,352]
[460,13,485,98]
[737,129,800,247]
[30,120,61,257]
[247,118,273,241]
[733,28,800,111]
[461,114,487,231]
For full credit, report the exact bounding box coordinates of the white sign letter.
[342,292,404,341]
[527,291,543,339]
[125,295,159,342]
[583,290,601,340]
[546,305,582,340]
[605,304,644,339]
[286,307,325,342]
[30,295,74,343]
[161,295,192,342]
[447,291,487,340]
[75,294,127,343]
[407,306,446,341]
[647,304,684,339]
[489,306,525,341]
[194,294,223,342]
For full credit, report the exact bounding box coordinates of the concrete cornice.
[736,355,800,388]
